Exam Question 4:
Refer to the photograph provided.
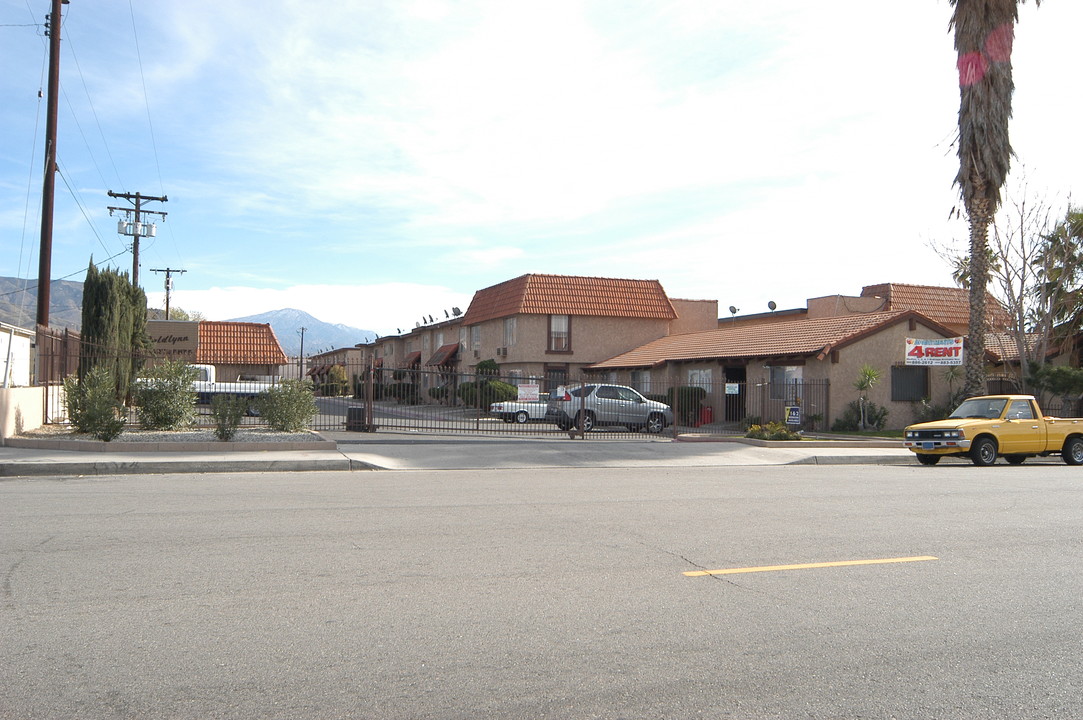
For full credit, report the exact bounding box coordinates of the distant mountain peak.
[227,308,375,357]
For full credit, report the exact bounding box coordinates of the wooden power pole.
[35,0,67,328]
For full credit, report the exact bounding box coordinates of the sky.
[2,1,1080,337]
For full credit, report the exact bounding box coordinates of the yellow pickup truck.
[903,394,1083,466]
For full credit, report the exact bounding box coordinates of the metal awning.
[425,343,460,367]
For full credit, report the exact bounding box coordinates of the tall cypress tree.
[79,260,151,402]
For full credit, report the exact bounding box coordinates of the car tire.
[1005,454,1026,465]
[502,416,514,423]
[970,437,998,467]
[916,454,941,466]
[514,410,529,424]
[1062,436,1083,465]
[576,411,595,433]
[556,418,573,432]
[646,413,665,433]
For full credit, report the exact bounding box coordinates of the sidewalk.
[0,430,918,477]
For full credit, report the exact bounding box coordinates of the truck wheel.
[1062,436,1083,465]
[514,410,529,424]
[970,437,998,467]
[916,454,941,466]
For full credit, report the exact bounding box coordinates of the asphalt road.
[3,464,1082,718]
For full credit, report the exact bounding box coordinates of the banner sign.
[905,337,964,366]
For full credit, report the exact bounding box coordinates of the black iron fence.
[311,366,831,439]
[34,348,831,439]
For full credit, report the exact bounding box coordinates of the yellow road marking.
[683,555,938,577]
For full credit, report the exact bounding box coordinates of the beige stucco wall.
[462,314,672,379]
[0,386,45,441]
[669,299,719,335]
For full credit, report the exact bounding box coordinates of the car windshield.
[949,398,1008,419]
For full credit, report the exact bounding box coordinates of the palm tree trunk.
[965,177,991,397]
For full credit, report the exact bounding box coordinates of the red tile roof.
[591,310,957,369]
[461,274,677,325]
[196,321,287,365]
[861,283,1011,331]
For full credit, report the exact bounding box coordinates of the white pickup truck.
[191,364,278,407]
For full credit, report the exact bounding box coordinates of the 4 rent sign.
[905,337,964,366]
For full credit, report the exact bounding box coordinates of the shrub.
[429,385,449,403]
[666,386,708,424]
[831,400,889,432]
[63,366,126,441]
[457,379,516,409]
[211,394,247,441]
[134,360,197,430]
[745,421,802,441]
[388,382,420,404]
[256,379,318,432]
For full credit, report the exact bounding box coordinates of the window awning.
[426,343,460,367]
[403,351,422,367]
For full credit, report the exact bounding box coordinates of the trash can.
[698,406,714,427]
[346,406,367,431]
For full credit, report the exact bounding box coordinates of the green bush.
[831,400,889,432]
[666,386,708,424]
[745,421,802,441]
[134,360,198,430]
[429,385,450,403]
[388,382,420,404]
[457,379,516,408]
[256,379,318,432]
[63,366,126,441]
[211,394,248,441]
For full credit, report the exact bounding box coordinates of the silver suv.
[546,383,673,433]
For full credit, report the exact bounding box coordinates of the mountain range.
[228,308,375,357]
[0,276,376,357]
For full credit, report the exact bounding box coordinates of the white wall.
[0,328,32,387]
[0,386,45,441]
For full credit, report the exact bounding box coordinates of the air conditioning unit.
[497,347,507,356]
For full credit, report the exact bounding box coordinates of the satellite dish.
[452,307,462,316]
[768,300,777,311]
[728,305,738,315]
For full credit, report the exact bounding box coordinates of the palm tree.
[949,0,1036,396]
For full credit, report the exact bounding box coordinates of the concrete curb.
[0,457,356,477]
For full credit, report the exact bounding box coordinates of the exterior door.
[998,399,1043,453]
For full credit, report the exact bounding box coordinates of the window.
[688,368,712,390]
[435,332,444,348]
[630,370,651,394]
[423,335,430,353]
[1007,399,1035,420]
[471,325,480,351]
[503,317,516,347]
[891,365,928,402]
[508,369,523,385]
[768,365,802,400]
[545,364,568,391]
[548,315,570,352]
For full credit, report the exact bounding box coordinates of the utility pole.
[150,267,185,320]
[298,327,307,380]
[36,0,68,328]
[107,191,167,287]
